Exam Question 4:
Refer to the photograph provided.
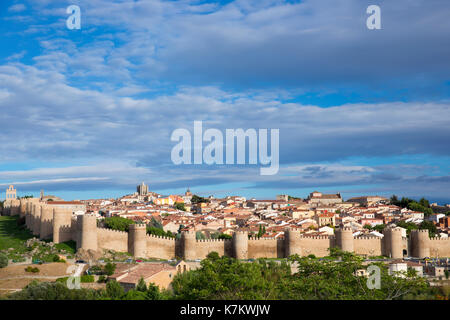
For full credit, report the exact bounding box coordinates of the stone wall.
[146,234,177,260]
[16,199,450,260]
[248,238,284,258]
[353,236,383,256]
[97,228,128,252]
[299,236,334,257]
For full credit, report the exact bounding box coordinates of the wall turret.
[39,205,54,240]
[335,226,354,252]
[25,201,32,229]
[284,227,302,257]
[233,230,248,260]
[32,204,42,236]
[410,229,430,259]
[181,231,197,260]
[383,227,403,259]
[52,208,72,244]
[19,199,27,218]
[78,214,98,251]
[128,224,147,258]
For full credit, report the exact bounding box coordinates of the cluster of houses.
[80,185,450,241]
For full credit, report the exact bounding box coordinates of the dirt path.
[0,262,76,292]
[0,262,73,278]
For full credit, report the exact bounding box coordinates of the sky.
[0,0,449,203]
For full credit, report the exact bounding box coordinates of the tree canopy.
[191,195,210,204]
[103,216,135,232]
[171,249,435,300]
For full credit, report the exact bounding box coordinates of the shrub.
[104,262,116,276]
[88,265,104,275]
[25,266,40,273]
[80,275,95,283]
[56,277,69,283]
[104,216,135,232]
[0,253,8,268]
[106,280,124,299]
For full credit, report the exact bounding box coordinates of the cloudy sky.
[0,0,449,203]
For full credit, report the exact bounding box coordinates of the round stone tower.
[233,230,249,260]
[383,227,403,259]
[52,208,72,244]
[32,204,42,236]
[181,231,197,260]
[19,199,27,218]
[25,201,32,229]
[335,226,354,253]
[78,214,98,251]
[129,224,147,258]
[285,227,302,257]
[39,205,54,240]
[411,229,430,259]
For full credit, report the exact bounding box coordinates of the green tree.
[146,283,162,300]
[419,220,437,237]
[149,217,163,229]
[146,217,175,238]
[171,255,291,299]
[106,280,124,299]
[104,262,116,276]
[104,216,135,232]
[373,224,386,233]
[136,278,147,292]
[257,225,263,237]
[419,198,430,208]
[174,202,186,211]
[191,195,210,204]
[390,195,399,205]
[171,248,430,300]
[6,281,99,300]
[124,289,147,300]
[196,231,206,240]
[0,253,8,268]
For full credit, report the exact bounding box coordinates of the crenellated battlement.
[146,234,176,241]
[355,235,382,240]
[19,206,449,259]
[97,227,128,236]
[302,235,331,240]
[414,229,430,234]
[429,237,450,241]
[197,238,231,242]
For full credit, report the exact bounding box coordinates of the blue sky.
[0,0,449,203]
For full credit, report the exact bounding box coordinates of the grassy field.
[0,216,34,260]
[0,216,76,261]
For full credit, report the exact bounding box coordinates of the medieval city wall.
[97,228,128,252]
[192,239,232,259]
[13,199,450,260]
[428,237,450,257]
[353,236,383,256]
[299,236,333,257]
[146,234,177,260]
[248,238,284,258]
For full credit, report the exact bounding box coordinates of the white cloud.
[8,4,27,13]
